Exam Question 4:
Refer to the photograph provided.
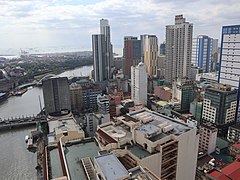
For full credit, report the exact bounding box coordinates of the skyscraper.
[100,19,113,79]
[131,62,147,105]
[42,77,71,114]
[192,35,216,73]
[92,19,113,82]
[92,34,107,82]
[123,36,141,78]
[141,34,158,77]
[165,15,193,85]
[218,25,240,122]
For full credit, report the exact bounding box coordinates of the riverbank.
[0,65,93,119]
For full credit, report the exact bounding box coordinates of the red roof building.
[208,161,240,180]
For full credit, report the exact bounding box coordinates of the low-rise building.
[229,143,240,157]
[227,124,240,142]
[97,94,110,114]
[47,111,85,144]
[199,124,218,154]
[95,109,199,180]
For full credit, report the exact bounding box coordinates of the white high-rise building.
[218,25,240,122]
[165,15,193,85]
[131,62,147,105]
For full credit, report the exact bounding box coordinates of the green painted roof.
[216,137,229,150]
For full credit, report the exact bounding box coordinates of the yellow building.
[141,34,158,77]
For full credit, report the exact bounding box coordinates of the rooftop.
[230,123,240,130]
[50,148,63,179]
[65,141,100,180]
[209,161,240,180]
[216,137,229,150]
[130,109,192,139]
[232,143,240,150]
[95,153,129,180]
[128,145,152,159]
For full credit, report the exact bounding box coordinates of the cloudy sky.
[0,0,240,54]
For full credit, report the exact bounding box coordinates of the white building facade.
[131,62,147,105]
[165,15,193,85]
[218,25,240,122]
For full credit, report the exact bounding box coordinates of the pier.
[0,115,47,130]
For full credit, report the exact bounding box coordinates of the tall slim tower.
[192,35,214,73]
[123,36,141,78]
[141,34,158,77]
[165,15,193,85]
[218,25,240,122]
[42,77,71,114]
[131,62,147,105]
[100,19,113,79]
[92,34,107,82]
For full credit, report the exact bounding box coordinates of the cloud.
[0,0,239,54]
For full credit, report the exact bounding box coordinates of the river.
[0,65,92,180]
[0,126,37,180]
[0,65,93,119]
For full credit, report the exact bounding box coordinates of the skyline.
[1,0,240,54]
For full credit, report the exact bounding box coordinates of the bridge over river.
[0,115,47,130]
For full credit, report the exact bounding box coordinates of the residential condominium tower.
[141,34,158,77]
[165,15,193,85]
[192,35,217,73]
[218,25,240,122]
[131,62,147,105]
[123,36,141,78]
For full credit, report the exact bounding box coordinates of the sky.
[0,0,240,54]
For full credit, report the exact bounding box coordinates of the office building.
[141,34,158,77]
[165,15,193,85]
[92,34,107,82]
[69,83,82,113]
[190,101,203,123]
[97,94,110,114]
[96,109,199,180]
[218,25,240,122]
[100,18,113,79]
[42,77,71,114]
[131,62,147,105]
[123,36,141,78]
[192,35,217,73]
[202,83,238,135]
[199,124,218,154]
[171,79,196,112]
